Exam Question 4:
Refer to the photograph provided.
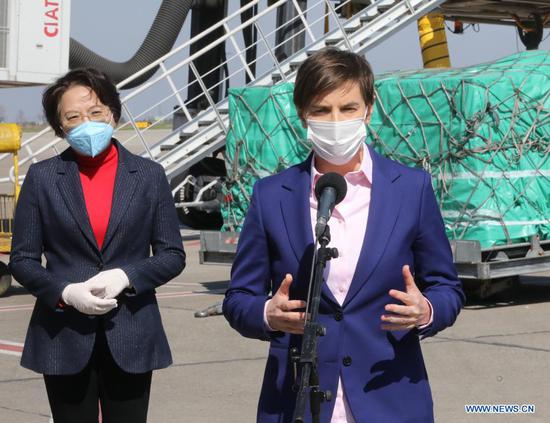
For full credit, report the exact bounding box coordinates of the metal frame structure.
[452,237,550,280]
[438,0,550,26]
[199,232,550,298]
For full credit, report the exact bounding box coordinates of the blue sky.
[1,0,549,122]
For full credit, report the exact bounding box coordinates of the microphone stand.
[291,224,338,423]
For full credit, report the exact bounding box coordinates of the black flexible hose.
[69,0,193,89]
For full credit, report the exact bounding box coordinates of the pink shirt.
[309,145,433,422]
[264,144,433,422]
[309,144,371,423]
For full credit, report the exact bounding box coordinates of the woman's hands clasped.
[61,282,117,315]
[61,268,130,315]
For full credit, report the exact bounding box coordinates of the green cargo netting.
[222,50,550,248]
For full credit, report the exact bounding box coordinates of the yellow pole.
[418,13,451,68]
[14,152,20,201]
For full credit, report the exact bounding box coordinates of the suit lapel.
[101,141,139,253]
[343,146,402,307]
[280,159,312,264]
[280,156,339,306]
[56,150,100,253]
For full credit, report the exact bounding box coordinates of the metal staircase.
[0,0,446,189]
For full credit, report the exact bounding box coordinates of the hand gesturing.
[266,274,307,334]
[381,265,431,331]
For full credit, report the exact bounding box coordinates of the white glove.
[86,268,130,300]
[61,282,118,315]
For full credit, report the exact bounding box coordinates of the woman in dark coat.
[9,68,186,423]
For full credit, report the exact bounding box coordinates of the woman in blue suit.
[224,48,465,422]
[9,68,186,423]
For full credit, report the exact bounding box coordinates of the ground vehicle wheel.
[170,157,225,230]
[0,262,11,296]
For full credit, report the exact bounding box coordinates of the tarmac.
[1,236,550,422]
[0,132,549,422]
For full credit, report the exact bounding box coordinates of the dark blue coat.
[9,140,186,375]
[223,147,465,422]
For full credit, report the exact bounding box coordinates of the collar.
[56,138,138,174]
[310,143,373,193]
[74,141,118,169]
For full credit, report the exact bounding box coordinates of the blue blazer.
[224,147,465,423]
[9,140,186,375]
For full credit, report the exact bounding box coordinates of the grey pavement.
[1,240,549,422]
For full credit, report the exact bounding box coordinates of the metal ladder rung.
[196,108,228,128]
[306,40,326,57]
[344,18,363,33]
[271,64,294,83]
[164,136,225,178]
[180,129,199,139]
[160,117,228,162]
[160,144,177,152]
[198,118,218,127]
[162,135,214,154]
[158,126,199,152]
[361,11,379,23]
[271,73,284,83]
[160,133,197,152]
[365,7,379,18]
[377,4,394,14]
[287,52,308,71]
[364,0,399,18]
[324,36,344,46]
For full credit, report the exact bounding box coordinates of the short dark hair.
[42,68,122,137]
[293,48,375,122]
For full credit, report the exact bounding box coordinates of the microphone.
[314,173,347,239]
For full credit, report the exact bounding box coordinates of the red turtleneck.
[75,142,118,250]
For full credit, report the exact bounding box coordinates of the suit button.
[334,311,343,321]
[97,263,104,270]
[343,356,352,367]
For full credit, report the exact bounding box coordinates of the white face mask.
[306,109,368,165]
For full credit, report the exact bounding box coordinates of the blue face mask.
[66,121,114,157]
